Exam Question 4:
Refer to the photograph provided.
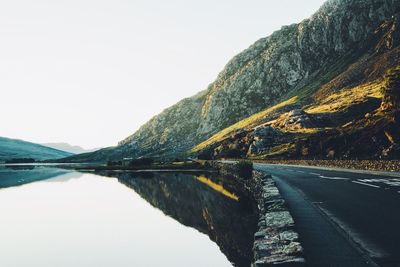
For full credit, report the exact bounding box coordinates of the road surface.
[255,163,400,267]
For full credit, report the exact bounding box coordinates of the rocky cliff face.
[195,12,400,160]
[199,0,399,133]
[64,0,400,162]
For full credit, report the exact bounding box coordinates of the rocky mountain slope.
[0,137,73,161]
[196,65,400,159]
[194,2,400,160]
[64,0,400,163]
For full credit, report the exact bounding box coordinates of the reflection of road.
[255,163,400,267]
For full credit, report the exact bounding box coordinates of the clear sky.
[0,0,326,149]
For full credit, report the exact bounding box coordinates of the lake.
[0,166,258,267]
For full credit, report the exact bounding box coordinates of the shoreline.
[0,162,216,174]
[4,159,400,174]
[251,159,400,173]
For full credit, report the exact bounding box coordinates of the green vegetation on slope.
[0,137,73,161]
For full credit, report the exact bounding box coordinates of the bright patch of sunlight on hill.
[192,97,298,152]
[306,81,383,114]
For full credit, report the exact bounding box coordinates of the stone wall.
[251,170,305,267]
[212,161,305,266]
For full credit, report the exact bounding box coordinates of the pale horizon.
[1,0,326,149]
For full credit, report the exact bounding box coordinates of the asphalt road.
[254,163,400,267]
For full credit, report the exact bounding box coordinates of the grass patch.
[192,96,298,152]
[260,143,296,157]
[306,81,383,114]
[283,128,324,134]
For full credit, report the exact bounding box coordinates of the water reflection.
[0,165,77,189]
[100,171,259,267]
[0,167,258,267]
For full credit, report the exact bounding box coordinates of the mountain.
[0,137,73,162]
[41,143,101,154]
[195,65,400,159]
[62,0,400,163]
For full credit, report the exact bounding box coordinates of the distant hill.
[41,142,101,154]
[0,137,73,161]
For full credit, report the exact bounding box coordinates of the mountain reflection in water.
[0,165,75,188]
[101,171,259,267]
[0,167,258,266]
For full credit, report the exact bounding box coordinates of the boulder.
[248,126,284,155]
[273,109,315,130]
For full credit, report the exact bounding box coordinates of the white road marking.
[310,172,320,176]
[352,181,380,188]
[357,178,400,187]
[319,175,349,180]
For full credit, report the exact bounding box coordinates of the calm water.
[0,166,258,267]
